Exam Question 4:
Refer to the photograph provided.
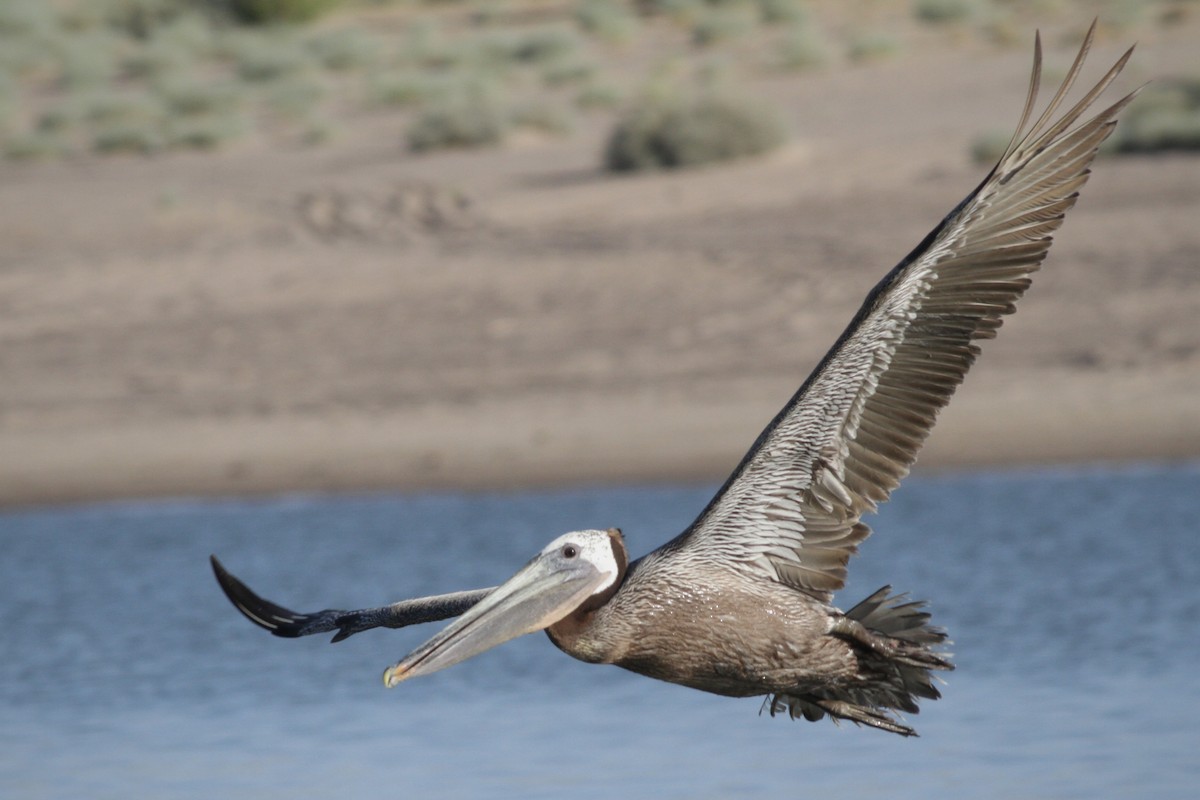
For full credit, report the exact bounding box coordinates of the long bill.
[382,550,610,687]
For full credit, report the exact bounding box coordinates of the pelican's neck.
[545,534,633,664]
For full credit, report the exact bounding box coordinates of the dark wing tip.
[210,554,337,639]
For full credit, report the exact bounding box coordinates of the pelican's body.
[550,556,835,684]
[213,27,1135,737]
[547,553,920,708]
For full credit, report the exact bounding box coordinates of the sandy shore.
[2,25,1198,508]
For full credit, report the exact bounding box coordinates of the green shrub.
[0,79,14,134]
[35,103,81,134]
[480,26,580,66]
[512,28,581,64]
[1114,79,1200,154]
[119,12,217,77]
[402,19,459,69]
[605,88,787,171]
[150,12,218,56]
[846,31,901,63]
[641,0,703,21]
[306,27,381,71]
[775,23,828,71]
[223,0,342,25]
[691,6,757,47]
[263,74,326,119]
[978,14,1022,48]
[156,78,243,116]
[912,0,979,24]
[366,70,430,108]
[4,131,71,160]
[542,59,595,87]
[92,122,163,154]
[574,0,640,44]
[56,30,124,90]
[298,114,336,145]
[969,128,1010,164]
[1100,0,1147,32]
[165,112,247,149]
[231,34,309,81]
[1120,111,1200,153]
[576,81,622,110]
[0,0,56,38]
[100,0,194,38]
[123,37,191,79]
[83,92,163,127]
[406,86,508,152]
[0,35,56,78]
[84,91,166,153]
[757,0,807,24]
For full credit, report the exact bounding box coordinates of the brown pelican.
[213,26,1135,736]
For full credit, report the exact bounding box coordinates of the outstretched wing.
[663,25,1136,603]
[211,555,492,643]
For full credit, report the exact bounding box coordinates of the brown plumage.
[543,533,948,735]
[213,26,1135,737]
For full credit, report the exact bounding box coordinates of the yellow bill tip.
[382,664,408,688]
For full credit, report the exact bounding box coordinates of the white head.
[383,528,627,686]
[535,529,625,597]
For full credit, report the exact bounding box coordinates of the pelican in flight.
[214,26,1134,736]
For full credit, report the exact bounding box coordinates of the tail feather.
[763,693,922,737]
[845,585,948,646]
[766,585,952,737]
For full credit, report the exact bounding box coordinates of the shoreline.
[2,31,1197,510]
[5,365,1197,509]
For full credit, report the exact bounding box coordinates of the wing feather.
[211,555,492,643]
[660,26,1136,602]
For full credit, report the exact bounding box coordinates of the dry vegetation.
[2,1,1199,506]
[3,0,1198,168]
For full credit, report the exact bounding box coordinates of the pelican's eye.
[561,544,579,559]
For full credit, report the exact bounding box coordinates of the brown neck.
[579,528,627,613]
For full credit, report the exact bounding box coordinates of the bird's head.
[382,528,627,686]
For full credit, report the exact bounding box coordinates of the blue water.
[2,463,1198,799]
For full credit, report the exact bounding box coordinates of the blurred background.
[1,0,1197,505]
[1,1,1198,798]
